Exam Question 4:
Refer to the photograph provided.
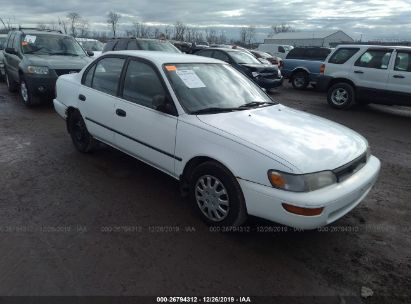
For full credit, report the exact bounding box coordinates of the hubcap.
[73,119,86,144]
[331,88,349,105]
[195,175,229,222]
[294,77,305,87]
[21,81,29,102]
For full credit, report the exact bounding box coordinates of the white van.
[257,44,294,59]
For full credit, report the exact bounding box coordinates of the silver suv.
[317,45,411,109]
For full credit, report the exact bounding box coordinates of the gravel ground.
[0,81,410,303]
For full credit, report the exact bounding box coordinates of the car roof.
[202,47,243,53]
[338,44,411,50]
[16,30,66,36]
[104,50,225,65]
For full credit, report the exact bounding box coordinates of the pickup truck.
[282,47,331,90]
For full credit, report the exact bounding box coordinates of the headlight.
[268,170,337,192]
[27,66,49,75]
[251,71,260,78]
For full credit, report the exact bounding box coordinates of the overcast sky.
[1,0,411,41]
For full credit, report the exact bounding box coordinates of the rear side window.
[355,49,392,69]
[286,48,305,59]
[91,57,125,96]
[305,48,331,61]
[103,40,117,52]
[394,52,411,72]
[329,48,360,64]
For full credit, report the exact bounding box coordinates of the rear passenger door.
[386,50,411,104]
[351,48,392,99]
[78,56,126,144]
[114,59,178,176]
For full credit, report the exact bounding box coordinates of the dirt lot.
[0,82,410,303]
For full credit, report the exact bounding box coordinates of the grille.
[333,153,367,182]
[55,69,81,76]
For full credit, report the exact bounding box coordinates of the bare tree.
[78,19,89,37]
[66,12,81,37]
[239,27,247,44]
[0,16,15,30]
[246,25,256,45]
[58,17,68,34]
[270,23,295,36]
[173,21,186,41]
[131,22,151,38]
[205,28,218,44]
[164,25,172,39]
[107,12,121,37]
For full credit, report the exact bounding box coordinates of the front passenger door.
[114,59,178,176]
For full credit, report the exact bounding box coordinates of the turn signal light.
[320,64,326,75]
[268,172,286,188]
[282,203,324,216]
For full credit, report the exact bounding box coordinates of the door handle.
[116,109,127,117]
[393,75,405,79]
[354,70,364,74]
[78,94,86,101]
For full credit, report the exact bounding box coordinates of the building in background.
[264,30,354,47]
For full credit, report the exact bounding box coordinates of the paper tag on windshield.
[24,35,37,43]
[176,70,206,89]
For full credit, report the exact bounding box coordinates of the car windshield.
[0,37,6,50]
[22,34,86,56]
[165,63,275,114]
[137,40,181,53]
[79,40,104,51]
[229,51,261,64]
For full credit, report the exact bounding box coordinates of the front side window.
[394,52,411,72]
[165,63,274,113]
[329,48,360,64]
[21,34,86,56]
[213,51,230,63]
[0,37,7,50]
[123,60,166,109]
[91,57,125,96]
[83,64,96,87]
[355,49,392,69]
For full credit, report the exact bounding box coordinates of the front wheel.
[20,77,38,106]
[68,111,97,153]
[190,161,247,227]
[327,83,355,109]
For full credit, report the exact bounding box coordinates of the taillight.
[279,60,284,69]
[320,64,326,75]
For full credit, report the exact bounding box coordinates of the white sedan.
[53,51,381,229]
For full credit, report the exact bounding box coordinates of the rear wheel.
[6,71,18,93]
[291,71,309,90]
[190,161,247,227]
[327,83,355,109]
[68,111,97,153]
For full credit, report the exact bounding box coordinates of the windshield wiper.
[239,101,277,109]
[50,52,80,56]
[191,107,241,115]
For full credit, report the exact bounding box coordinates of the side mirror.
[87,50,94,57]
[152,95,175,115]
[5,48,16,55]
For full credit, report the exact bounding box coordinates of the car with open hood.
[3,28,92,106]
[53,51,380,229]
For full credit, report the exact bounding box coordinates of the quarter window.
[355,49,392,69]
[122,60,166,109]
[394,52,411,72]
[329,48,360,64]
[91,57,125,96]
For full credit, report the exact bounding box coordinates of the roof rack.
[17,27,63,34]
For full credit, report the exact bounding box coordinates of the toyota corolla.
[53,51,381,229]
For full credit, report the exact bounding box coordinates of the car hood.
[25,54,92,69]
[197,105,367,173]
[240,63,278,73]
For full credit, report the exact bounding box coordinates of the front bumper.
[25,74,58,98]
[239,156,381,230]
[257,76,284,89]
[316,75,333,92]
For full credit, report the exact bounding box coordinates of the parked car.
[103,38,181,54]
[250,49,283,67]
[190,42,209,54]
[76,38,104,57]
[0,34,7,82]
[317,45,411,109]
[170,40,192,53]
[3,28,92,106]
[196,48,283,90]
[53,51,380,229]
[256,44,293,59]
[282,47,332,89]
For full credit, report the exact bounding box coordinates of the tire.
[291,71,309,90]
[68,110,97,153]
[189,161,247,227]
[5,70,18,93]
[327,83,355,109]
[19,76,38,107]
